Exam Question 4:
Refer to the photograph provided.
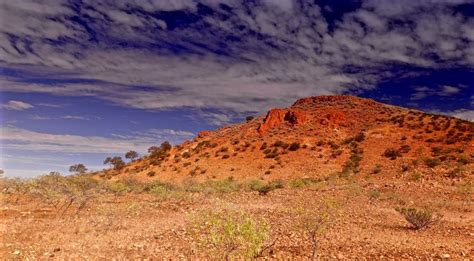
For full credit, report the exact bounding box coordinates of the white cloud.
[0,0,472,118]
[446,109,474,121]
[0,126,194,153]
[439,85,461,96]
[1,100,34,110]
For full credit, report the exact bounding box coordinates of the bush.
[245,116,255,122]
[395,207,441,230]
[382,148,401,160]
[146,171,156,177]
[104,156,125,170]
[424,158,440,168]
[354,132,365,142]
[372,164,382,174]
[69,164,88,174]
[125,150,139,161]
[273,140,285,147]
[293,197,340,259]
[288,142,300,151]
[248,180,283,195]
[192,208,269,259]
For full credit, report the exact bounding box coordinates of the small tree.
[125,150,139,161]
[69,164,87,174]
[245,116,254,122]
[148,141,172,159]
[104,156,125,170]
[294,197,340,260]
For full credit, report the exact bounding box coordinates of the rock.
[12,250,20,255]
[440,254,450,259]
[197,131,211,138]
[258,108,306,133]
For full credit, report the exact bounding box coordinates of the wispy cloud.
[0,126,194,154]
[0,0,472,117]
[1,100,34,111]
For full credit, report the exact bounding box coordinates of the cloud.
[446,109,474,121]
[36,103,66,108]
[411,84,466,100]
[439,85,461,96]
[1,100,34,111]
[0,126,194,153]
[0,0,472,118]
[62,115,89,120]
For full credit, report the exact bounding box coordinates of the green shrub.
[192,208,269,259]
[248,180,283,195]
[395,207,441,230]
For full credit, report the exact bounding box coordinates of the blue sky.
[0,0,473,177]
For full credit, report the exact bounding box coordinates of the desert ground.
[1,173,472,259]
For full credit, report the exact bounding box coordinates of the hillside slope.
[97,95,473,182]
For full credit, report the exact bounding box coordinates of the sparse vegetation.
[383,148,401,160]
[104,156,126,170]
[288,142,300,151]
[125,150,139,161]
[192,207,269,259]
[69,164,88,174]
[395,207,441,230]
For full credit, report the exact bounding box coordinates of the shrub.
[222,154,230,159]
[103,156,126,170]
[146,171,156,177]
[294,197,340,260]
[382,148,401,160]
[182,152,191,158]
[372,164,382,174]
[245,116,255,122]
[368,189,381,199]
[192,207,269,259]
[395,207,441,230]
[260,143,268,150]
[273,140,285,147]
[354,132,365,142]
[399,145,411,154]
[125,150,139,161]
[288,142,300,151]
[424,158,440,168]
[248,180,283,195]
[289,177,321,188]
[69,164,87,174]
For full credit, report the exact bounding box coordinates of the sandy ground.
[1,175,473,260]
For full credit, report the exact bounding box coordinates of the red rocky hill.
[98,95,473,183]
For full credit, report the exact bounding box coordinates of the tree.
[104,156,125,170]
[160,141,172,152]
[246,116,255,122]
[125,150,139,161]
[69,164,87,174]
[148,141,172,159]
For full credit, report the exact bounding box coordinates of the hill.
[97,95,473,182]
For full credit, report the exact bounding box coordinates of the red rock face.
[197,131,211,138]
[258,108,306,133]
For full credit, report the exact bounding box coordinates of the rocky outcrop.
[320,112,348,126]
[197,131,211,138]
[258,108,306,134]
